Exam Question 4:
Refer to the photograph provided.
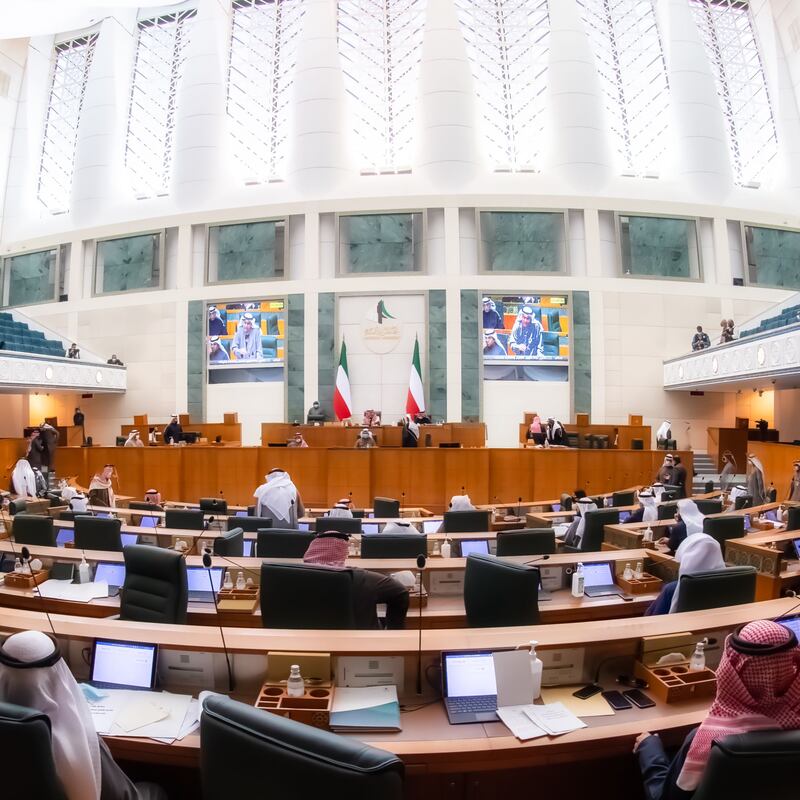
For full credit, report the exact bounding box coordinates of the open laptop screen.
[423,520,441,534]
[361,523,380,534]
[56,529,74,547]
[443,651,497,698]
[138,516,159,529]
[460,540,490,557]
[91,639,157,690]
[582,562,614,588]
[187,566,224,593]
[94,562,126,587]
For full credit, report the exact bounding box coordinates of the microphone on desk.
[517,496,523,519]
[416,553,426,695]
[202,550,234,692]
[19,544,59,640]
[401,492,405,513]
[522,554,550,566]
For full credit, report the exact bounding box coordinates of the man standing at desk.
[655,453,675,486]
[73,407,85,445]
[164,415,183,445]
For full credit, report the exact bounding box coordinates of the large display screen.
[482,294,569,382]
[207,299,285,384]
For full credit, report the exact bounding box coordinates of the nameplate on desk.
[430,570,465,596]
[541,647,585,687]
[539,566,563,592]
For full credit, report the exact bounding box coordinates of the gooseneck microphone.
[523,554,551,566]
[416,553,426,695]
[203,550,234,692]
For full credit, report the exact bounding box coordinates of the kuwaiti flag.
[333,339,353,421]
[406,335,425,415]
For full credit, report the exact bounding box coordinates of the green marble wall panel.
[746,226,800,290]
[317,292,336,419]
[287,293,305,423]
[6,249,57,306]
[95,233,160,294]
[187,300,204,421]
[480,211,564,272]
[209,221,282,282]
[339,213,422,273]
[621,216,696,278]
[572,291,591,416]
[427,289,447,422]
[460,289,480,422]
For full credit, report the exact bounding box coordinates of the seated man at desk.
[656,499,704,556]
[627,488,657,524]
[355,429,378,448]
[304,532,409,629]
[253,468,304,528]
[88,465,115,507]
[562,497,597,548]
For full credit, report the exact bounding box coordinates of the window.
[576,0,669,177]
[478,211,566,272]
[37,34,98,214]
[337,212,424,273]
[744,225,800,290]
[618,215,701,280]
[94,232,163,295]
[455,0,550,172]
[227,0,305,183]
[3,249,60,307]
[207,220,286,283]
[337,0,425,172]
[125,8,196,198]
[690,0,778,187]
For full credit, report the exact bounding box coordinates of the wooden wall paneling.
[532,449,579,499]
[142,448,183,503]
[443,449,490,506]
[488,450,536,504]
[51,446,87,486]
[372,449,445,511]
[256,448,330,508]
[749,442,798,501]
[212,447,259,506]
[1,439,29,488]
[327,450,372,509]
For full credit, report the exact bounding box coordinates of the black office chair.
[373,497,400,518]
[200,497,228,514]
[129,501,163,512]
[611,490,636,507]
[8,498,27,515]
[58,511,93,522]
[360,533,427,559]
[227,515,272,532]
[256,530,315,558]
[673,566,756,612]
[214,527,244,558]
[12,514,56,547]
[559,493,573,511]
[314,516,362,534]
[786,507,800,532]
[734,495,753,510]
[704,480,715,494]
[657,501,679,521]
[703,515,746,546]
[200,695,404,800]
[562,508,620,553]
[164,508,205,530]
[442,510,491,533]
[496,528,556,557]
[767,487,778,503]
[695,499,723,516]
[120,544,188,624]
[692,730,800,800]
[463,554,539,627]
[260,562,355,629]
[74,516,123,552]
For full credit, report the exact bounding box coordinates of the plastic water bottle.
[623,562,634,581]
[643,526,653,543]
[13,558,22,573]
[572,563,585,597]
[236,571,246,590]
[223,571,233,590]
[633,560,644,580]
[287,665,305,698]
[529,640,543,700]
[689,641,706,672]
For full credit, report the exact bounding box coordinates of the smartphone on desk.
[622,689,656,709]
[601,690,632,710]
[573,683,602,700]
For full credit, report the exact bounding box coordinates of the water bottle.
[287,665,305,698]
[689,641,706,672]
[236,571,246,590]
[633,560,644,580]
[642,525,653,543]
[77,555,91,584]
[13,558,22,573]
[572,563,585,597]
[623,562,633,581]
[223,571,233,590]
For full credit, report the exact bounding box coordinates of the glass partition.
[478,211,566,273]
[207,220,285,283]
[618,215,700,279]
[4,249,59,307]
[337,212,424,273]
[744,224,800,290]
[94,232,162,295]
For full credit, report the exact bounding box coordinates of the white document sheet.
[38,579,109,602]
[523,702,587,736]
[496,705,547,741]
[88,689,193,740]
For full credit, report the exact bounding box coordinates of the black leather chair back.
[129,501,162,512]
[559,493,573,511]
[695,499,723,515]
[442,510,491,533]
[120,544,188,624]
[214,527,244,557]
[0,703,67,800]
[200,695,404,800]
[496,528,555,557]
[199,497,228,514]
[703,515,746,546]
[260,562,355,629]
[463,554,539,627]
[674,566,756,612]
[611,490,636,507]
[360,533,427,559]
[256,530,315,558]
[314,516,362,534]
[74,516,123,552]
[9,498,27,515]
[657,501,679,521]
[704,480,715,494]
[165,508,205,530]
[734,494,753,510]
[767,487,778,503]
[373,497,400,518]
[12,514,56,547]
[227,515,272,532]
[692,730,800,800]
[574,508,620,552]
[787,506,800,532]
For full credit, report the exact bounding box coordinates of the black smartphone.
[573,683,602,700]
[617,674,648,689]
[623,689,656,709]
[601,690,632,710]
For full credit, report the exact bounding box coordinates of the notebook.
[329,686,401,732]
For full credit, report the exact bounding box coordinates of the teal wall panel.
[317,292,336,419]
[96,233,160,294]
[6,249,57,306]
[747,226,800,289]
[460,289,480,422]
[287,293,305,422]
[187,299,204,421]
[480,211,564,272]
[572,291,591,415]
[427,289,447,421]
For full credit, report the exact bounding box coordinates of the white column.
[583,208,602,278]
[175,224,192,292]
[415,0,479,188]
[172,0,229,208]
[71,13,136,226]
[773,36,800,192]
[662,0,733,199]
[589,291,605,423]
[303,211,320,412]
[546,0,612,190]
[288,0,349,192]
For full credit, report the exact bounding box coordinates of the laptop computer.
[187,566,224,602]
[243,539,254,557]
[423,520,441,534]
[90,639,158,691]
[459,539,490,557]
[792,539,800,560]
[582,561,619,598]
[56,529,74,547]
[121,533,138,548]
[361,523,380,534]
[138,515,160,529]
[441,650,498,724]
[94,562,126,592]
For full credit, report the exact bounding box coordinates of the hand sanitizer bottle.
[689,640,706,672]
[643,525,653,543]
[529,640,543,700]
[440,538,452,559]
[287,665,305,698]
[572,563,585,597]
[77,555,91,584]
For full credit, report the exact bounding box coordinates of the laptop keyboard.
[447,695,497,712]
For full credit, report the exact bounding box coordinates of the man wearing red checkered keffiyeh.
[635,619,800,798]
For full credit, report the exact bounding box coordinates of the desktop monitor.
[460,540,490,557]
[298,522,310,531]
[765,509,779,522]
[138,516,159,529]
[551,503,562,512]
[121,533,138,548]
[793,539,800,560]
[90,639,158,690]
[236,510,248,517]
[779,614,800,640]
[619,511,631,523]
[243,539,254,557]
[744,514,752,531]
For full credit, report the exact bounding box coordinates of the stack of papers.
[498,702,587,740]
[38,580,108,602]
[330,686,401,732]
